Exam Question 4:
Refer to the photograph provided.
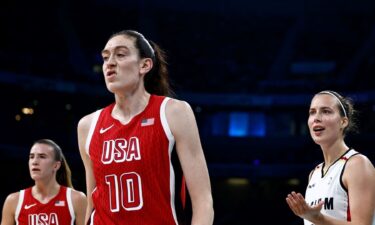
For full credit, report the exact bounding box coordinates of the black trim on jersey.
[339,150,360,193]
[321,148,351,178]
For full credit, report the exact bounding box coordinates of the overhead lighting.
[227,178,249,186]
[287,178,300,186]
[15,114,21,121]
[22,107,34,115]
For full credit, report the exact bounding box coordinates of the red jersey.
[86,95,186,225]
[15,186,75,225]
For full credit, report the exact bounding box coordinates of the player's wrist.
[308,212,325,225]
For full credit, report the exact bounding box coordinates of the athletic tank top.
[85,95,186,225]
[15,186,75,225]
[304,149,358,225]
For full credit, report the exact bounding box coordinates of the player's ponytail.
[34,139,73,188]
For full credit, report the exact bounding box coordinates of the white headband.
[319,91,347,117]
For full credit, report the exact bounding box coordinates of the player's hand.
[286,191,324,222]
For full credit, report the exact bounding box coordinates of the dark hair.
[316,90,359,136]
[34,139,73,188]
[109,30,173,97]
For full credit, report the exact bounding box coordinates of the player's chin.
[30,175,39,181]
[312,136,325,145]
[106,83,122,94]
[29,172,41,180]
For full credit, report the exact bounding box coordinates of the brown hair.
[316,90,359,136]
[109,30,174,97]
[34,139,73,188]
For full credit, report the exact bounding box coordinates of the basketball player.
[286,90,375,225]
[0,139,87,225]
[77,30,214,225]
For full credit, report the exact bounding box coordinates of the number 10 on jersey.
[105,172,143,212]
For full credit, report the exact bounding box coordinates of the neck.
[113,91,151,124]
[321,141,349,167]
[32,181,60,203]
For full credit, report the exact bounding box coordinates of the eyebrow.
[29,153,48,156]
[309,106,332,111]
[101,45,130,55]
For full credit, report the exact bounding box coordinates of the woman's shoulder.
[346,152,374,168]
[68,188,87,211]
[78,103,115,127]
[1,191,21,222]
[165,97,191,111]
[78,112,96,127]
[70,188,86,200]
[343,152,375,181]
[68,188,86,204]
[77,107,106,131]
[3,191,21,208]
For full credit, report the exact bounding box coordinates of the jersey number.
[105,172,143,212]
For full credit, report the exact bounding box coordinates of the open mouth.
[313,126,325,132]
[106,71,116,77]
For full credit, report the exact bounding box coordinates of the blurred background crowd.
[1,0,375,224]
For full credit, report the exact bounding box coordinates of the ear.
[139,58,153,75]
[54,161,61,172]
[341,117,349,129]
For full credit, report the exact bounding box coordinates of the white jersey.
[304,149,358,225]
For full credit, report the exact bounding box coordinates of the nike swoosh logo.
[100,124,114,134]
[24,203,37,209]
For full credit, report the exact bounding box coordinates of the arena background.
[1,0,375,224]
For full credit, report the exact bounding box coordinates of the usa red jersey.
[15,186,75,225]
[85,95,186,225]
